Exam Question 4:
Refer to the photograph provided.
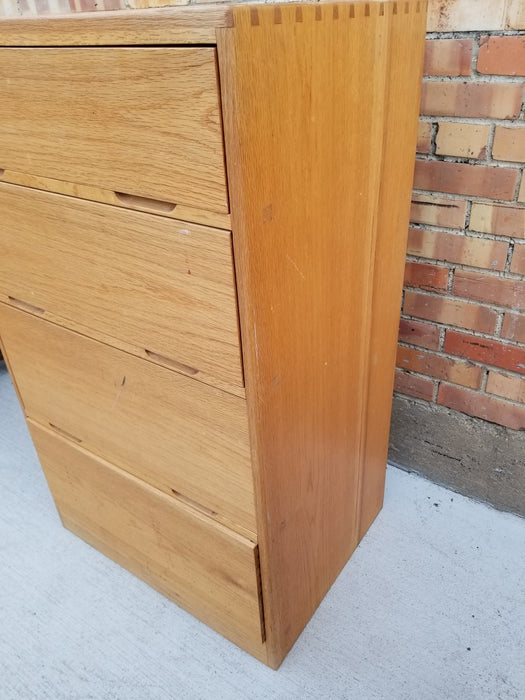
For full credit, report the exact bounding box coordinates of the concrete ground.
[1,361,524,700]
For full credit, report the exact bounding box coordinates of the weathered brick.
[507,0,525,31]
[492,126,525,163]
[407,228,508,270]
[394,369,436,401]
[23,0,126,11]
[438,383,525,430]
[416,122,433,154]
[510,243,525,275]
[399,317,441,350]
[413,160,518,200]
[0,1,20,15]
[520,178,525,204]
[404,290,498,334]
[486,370,525,403]
[424,38,473,77]
[420,81,524,119]
[502,312,525,343]
[404,261,449,293]
[396,345,483,389]
[444,330,525,374]
[477,35,525,76]
[410,194,467,229]
[452,269,525,310]
[19,0,72,13]
[435,122,490,159]
[470,203,525,238]
[426,0,508,33]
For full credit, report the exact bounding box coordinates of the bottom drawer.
[28,420,266,661]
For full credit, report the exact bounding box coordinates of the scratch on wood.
[253,323,259,360]
[111,375,126,409]
[286,254,305,280]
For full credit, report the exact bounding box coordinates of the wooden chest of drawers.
[0,1,426,668]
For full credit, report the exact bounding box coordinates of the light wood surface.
[0,5,232,45]
[28,420,266,661]
[0,182,243,393]
[0,47,228,213]
[0,0,427,669]
[358,1,428,540]
[218,0,426,668]
[0,304,256,538]
[0,169,231,231]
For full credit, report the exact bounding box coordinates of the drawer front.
[0,182,243,392]
[28,421,265,660]
[0,304,256,538]
[0,48,228,214]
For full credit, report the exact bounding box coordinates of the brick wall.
[396,29,525,432]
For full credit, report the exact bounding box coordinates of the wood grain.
[218,0,426,667]
[358,1,428,540]
[0,169,231,231]
[0,47,228,213]
[0,304,256,538]
[0,5,232,45]
[0,182,243,394]
[0,0,427,669]
[28,420,266,661]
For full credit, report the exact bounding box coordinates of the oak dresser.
[0,1,427,667]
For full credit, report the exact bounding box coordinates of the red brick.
[424,38,473,77]
[420,81,524,119]
[438,383,525,430]
[404,290,498,334]
[417,122,432,154]
[452,270,525,310]
[413,160,518,201]
[469,203,525,239]
[403,261,449,293]
[407,228,508,270]
[396,345,483,389]
[486,371,525,403]
[410,195,467,229]
[444,330,525,375]
[492,126,525,163]
[502,312,525,343]
[477,35,525,77]
[398,317,441,350]
[394,369,436,401]
[510,244,525,275]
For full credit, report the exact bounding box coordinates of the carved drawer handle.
[8,296,45,315]
[145,349,198,376]
[115,191,176,214]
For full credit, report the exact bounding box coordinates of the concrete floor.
[1,361,524,700]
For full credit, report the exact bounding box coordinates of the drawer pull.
[8,296,44,315]
[115,191,176,214]
[49,423,82,444]
[145,349,198,376]
[171,489,218,518]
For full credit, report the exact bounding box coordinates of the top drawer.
[0,48,228,214]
